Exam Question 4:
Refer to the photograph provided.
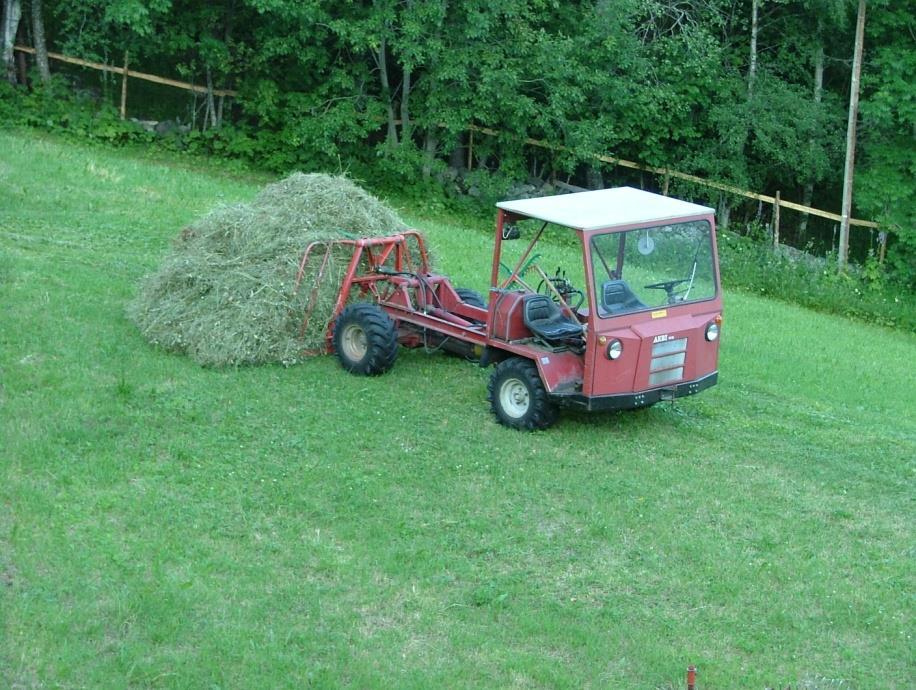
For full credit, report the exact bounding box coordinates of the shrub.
[718,231,916,331]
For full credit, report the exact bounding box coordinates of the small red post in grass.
[687,665,697,690]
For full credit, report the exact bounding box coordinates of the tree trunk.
[206,65,217,129]
[375,35,398,147]
[422,130,437,179]
[119,50,128,120]
[30,0,49,83]
[799,35,824,243]
[14,17,26,85]
[718,195,731,231]
[202,95,210,131]
[448,141,465,171]
[400,64,411,145]
[748,0,759,96]
[219,9,232,129]
[838,0,866,271]
[772,190,781,249]
[2,0,22,85]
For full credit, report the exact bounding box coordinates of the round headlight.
[705,322,720,341]
[606,339,623,360]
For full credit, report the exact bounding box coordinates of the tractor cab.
[482,187,722,428]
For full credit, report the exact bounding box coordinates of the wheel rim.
[340,323,368,361]
[499,377,530,418]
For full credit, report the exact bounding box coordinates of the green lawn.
[1,130,914,689]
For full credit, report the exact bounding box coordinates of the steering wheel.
[537,266,585,310]
[645,278,690,303]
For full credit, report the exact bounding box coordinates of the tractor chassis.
[292,232,580,391]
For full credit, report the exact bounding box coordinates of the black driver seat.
[600,279,646,315]
[522,294,583,343]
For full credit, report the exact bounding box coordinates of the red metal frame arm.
[491,210,505,288]
[499,222,546,290]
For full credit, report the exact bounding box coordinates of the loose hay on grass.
[128,173,415,366]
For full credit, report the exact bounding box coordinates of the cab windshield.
[590,220,716,318]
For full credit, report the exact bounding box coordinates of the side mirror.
[502,224,521,240]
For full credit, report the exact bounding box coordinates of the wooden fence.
[465,125,881,239]
[14,44,884,249]
[14,45,237,97]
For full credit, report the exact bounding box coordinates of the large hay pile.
[128,173,408,366]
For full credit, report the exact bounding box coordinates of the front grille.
[649,337,687,386]
[651,337,686,356]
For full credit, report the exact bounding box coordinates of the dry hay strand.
[128,173,415,366]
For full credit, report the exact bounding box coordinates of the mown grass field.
[1,130,914,689]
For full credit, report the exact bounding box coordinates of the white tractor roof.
[496,186,714,231]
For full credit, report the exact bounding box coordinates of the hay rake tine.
[293,240,324,295]
[296,242,334,341]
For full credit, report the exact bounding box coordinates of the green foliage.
[50,0,174,59]
[856,4,916,288]
[718,230,916,331]
[0,80,366,173]
[6,0,914,290]
[0,79,153,145]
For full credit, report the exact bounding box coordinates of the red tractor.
[295,187,722,429]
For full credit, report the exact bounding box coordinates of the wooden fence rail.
[467,124,879,230]
[13,45,237,97]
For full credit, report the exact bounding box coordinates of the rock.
[153,119,190,136]
[130,118,158,133]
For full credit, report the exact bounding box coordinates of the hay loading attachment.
[292,230,487,360]
[295,187,723,430]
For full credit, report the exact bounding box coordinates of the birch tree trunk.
[206,66,217,129]
[2,0,22,85]
[748,0,759,96]
[799,34,824,242]
[31,0,49,83]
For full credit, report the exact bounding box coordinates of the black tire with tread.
[332,303,398,376]
[487,357,558,430]
[455,287,486,309]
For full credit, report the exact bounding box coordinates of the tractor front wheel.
[487,357,557,430]
[333,303,398,375]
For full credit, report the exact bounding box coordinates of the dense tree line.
[2,0,914,279]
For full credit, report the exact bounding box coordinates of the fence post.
[119,50,129,120]
[878,231,887,264]
[838,0,867,271]
[662,170,670,196]
[687,665,697,690]
[773,190,781,249]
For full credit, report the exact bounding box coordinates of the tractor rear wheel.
[333,303,398,375]
[487,357,557,430]
[455,287,486,309]
[436,286,487,360]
